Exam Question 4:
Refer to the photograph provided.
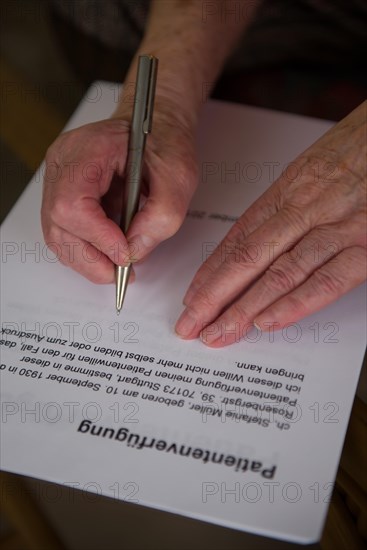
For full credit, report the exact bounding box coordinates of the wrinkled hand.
[175,101,367,347]
[41,109,198,283]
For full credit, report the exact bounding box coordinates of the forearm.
[114,0,261,129]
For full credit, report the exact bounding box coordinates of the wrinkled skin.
[41,111,198,283]
[175,101,367,346]
[42,99,366,348]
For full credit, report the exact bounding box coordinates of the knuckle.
[236,247,254,266]
[264,263,296,293]
[282,203,309,231]
[219,235,258,269]
[227,219,248,243]
[157,209,184,239]
[49,197,71,227]
[193,284,219,311]
[230,301,251,324]
[283,294,308,317]
[312,268,343,296]
[199,260,217,281]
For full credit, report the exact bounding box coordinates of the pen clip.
[142,56,158,135]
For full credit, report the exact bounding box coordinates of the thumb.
[126,184,192,261]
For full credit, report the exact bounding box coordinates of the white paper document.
[1,83,366,544]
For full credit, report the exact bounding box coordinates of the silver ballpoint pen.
[116,55,158,314]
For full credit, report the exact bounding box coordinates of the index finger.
[175,204,310,339]
[183,189,278,306]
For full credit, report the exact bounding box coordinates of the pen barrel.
[120,55,158,235]
[121,142,146,233]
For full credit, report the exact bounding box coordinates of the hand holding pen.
[41,56,199,288]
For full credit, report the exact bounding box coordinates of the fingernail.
[253,318,280,332]
[128,234,155,258]
[175,309,197,338]
[200,324,220,345]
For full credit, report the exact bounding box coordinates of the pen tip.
[116,264,131,314]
